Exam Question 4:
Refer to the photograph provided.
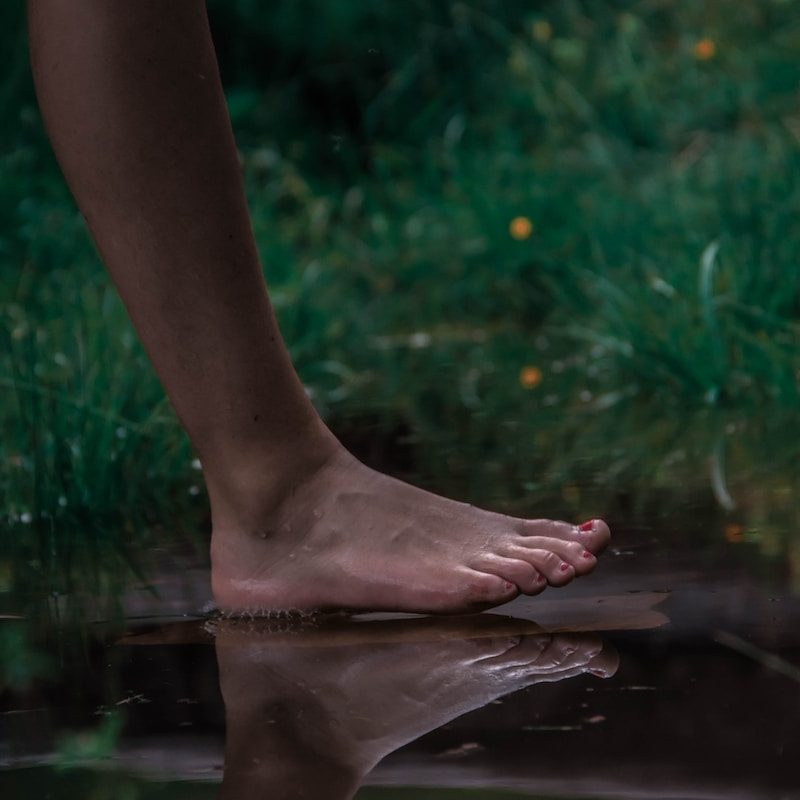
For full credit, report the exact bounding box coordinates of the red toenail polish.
[579,520,595,532]
[583,551,593,558]
[560,563,570,572]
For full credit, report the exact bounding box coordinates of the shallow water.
[1,490,799,799]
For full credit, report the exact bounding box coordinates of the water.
[1,470,799,799]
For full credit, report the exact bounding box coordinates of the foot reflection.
[213,615,618,799]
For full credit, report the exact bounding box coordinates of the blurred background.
[2,3,800,797]
[1,0,799,625]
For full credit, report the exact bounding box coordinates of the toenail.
[579,520,596,532]
[559,562,570,572]
[582,551,593,559]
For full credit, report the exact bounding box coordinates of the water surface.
[1,458,799,799]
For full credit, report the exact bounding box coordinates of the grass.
[1,0,799,610]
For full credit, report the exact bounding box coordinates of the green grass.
[1,1,799,608]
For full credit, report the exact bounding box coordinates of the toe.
[507,538,597,576]
[575,518,612,554]
[464,570,519,608]
[469,635,526,664]
[518,517,611,555]
[479,634,551,669]
[533,633,595,671]
[473,556,545,595]
[493,634,600,677]
[585,641,620,678]
[523,549,576,586]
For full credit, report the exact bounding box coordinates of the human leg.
[27,0,610,614]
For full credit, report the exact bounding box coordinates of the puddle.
[2,518,799,800]
[1,445,799,799]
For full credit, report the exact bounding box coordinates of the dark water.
[1,493,799,799]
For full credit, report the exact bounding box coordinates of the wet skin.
[213,616,619,800]
[211,447,611,614]
[28,0,611,617]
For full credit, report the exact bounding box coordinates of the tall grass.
[1,0,799,609]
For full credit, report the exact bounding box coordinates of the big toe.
[576,518,612,553]
[518,517,611,555]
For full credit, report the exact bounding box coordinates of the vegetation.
[1,1,799,610]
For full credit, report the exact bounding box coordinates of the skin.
[214,617,619,799]
[27,0,611,615]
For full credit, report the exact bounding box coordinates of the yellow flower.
[532,20,552,43]
[724,523,744,543]
[519,365,542,389]
[693,38,716,60]
[509,216,534,240]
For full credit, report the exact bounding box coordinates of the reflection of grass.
[54,711,124,769]
[1,767,218,800]
[1,1,800,606]
[0,620,51,689]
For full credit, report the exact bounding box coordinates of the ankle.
[203,417,342,530]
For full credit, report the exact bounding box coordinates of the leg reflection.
[214,615,618,799]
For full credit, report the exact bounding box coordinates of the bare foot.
[215,616,618,799]
[210,446,610,614]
